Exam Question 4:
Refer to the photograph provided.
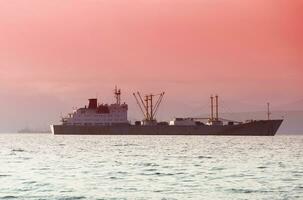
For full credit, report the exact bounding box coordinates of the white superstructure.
[62,87,129,126]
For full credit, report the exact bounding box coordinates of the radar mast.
[114,86,121,105]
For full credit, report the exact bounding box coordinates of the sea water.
[0,134,302,200]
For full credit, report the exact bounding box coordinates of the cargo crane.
[133,92,165,125]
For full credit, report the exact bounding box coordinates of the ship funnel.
[88,98,98,109]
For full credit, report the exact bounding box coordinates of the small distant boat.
[51,87,283,136]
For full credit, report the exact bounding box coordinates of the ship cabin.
[62,98,129,126]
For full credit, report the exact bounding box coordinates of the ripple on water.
[0,135,302,199]
[140,172,176,177]
[57,196,86,200]
[211,167,225,171]
[22,181,37,185]
[59,190,75,193]
[0,174,11,177]
[198,156,213,159]
[0,196,18,199]
[11,149,25,152]
[144,168,158,172]
[227,188,256,194]
[112,143,139,147]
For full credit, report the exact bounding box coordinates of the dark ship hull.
[51,119,283,136]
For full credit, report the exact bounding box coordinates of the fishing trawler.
[51,87,283,136]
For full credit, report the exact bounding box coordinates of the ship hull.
[51,120,283,136]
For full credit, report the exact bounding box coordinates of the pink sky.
[0,0,302,131]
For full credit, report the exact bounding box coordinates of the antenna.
[267,102,271,120]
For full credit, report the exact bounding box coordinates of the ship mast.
[133,92,165,124]
[210,95,219,121]
[114,86,121,105]
[209,94,222,125]
[215,95,219,121]
[210,95,214,121]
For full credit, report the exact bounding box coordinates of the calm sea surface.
[0,134,302,200]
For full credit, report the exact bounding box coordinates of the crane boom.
[133,93,147,119]
[153,92,165,117]
[133,91,165,122]
[137,92,147,111]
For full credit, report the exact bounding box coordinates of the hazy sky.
[0,0,302,131]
